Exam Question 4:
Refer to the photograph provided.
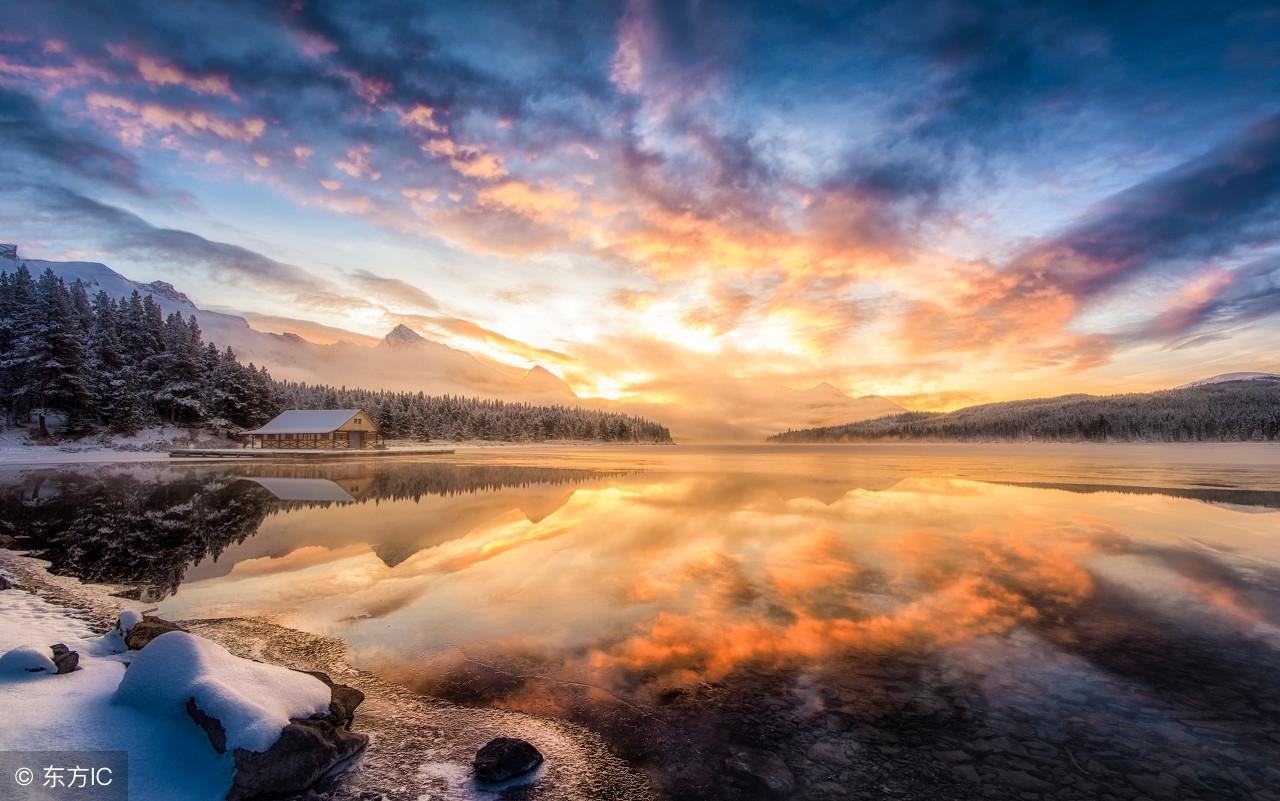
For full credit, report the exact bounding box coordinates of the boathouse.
[245,409,385,450]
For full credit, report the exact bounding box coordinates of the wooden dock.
[169,447,455,459]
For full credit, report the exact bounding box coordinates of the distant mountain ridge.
[1175,372,1280,388]
[1,243,577,402]
[769,378,1280,443]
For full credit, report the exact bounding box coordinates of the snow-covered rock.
[114,631,332,753]
[0,644,57,675]
[118,609,143,633]
[121,613,186,649]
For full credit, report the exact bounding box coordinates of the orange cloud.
[86,93,266,145]
[423,138,507,179]
[398,104,444,132]
[335,144,381,180]
[476,180,580,222]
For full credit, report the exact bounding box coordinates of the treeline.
[768,381,1280,443]
[0,263,276,434]
[0,263,673,443]
[274,381,673,443]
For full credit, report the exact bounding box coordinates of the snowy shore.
[0,552,654,801]
[0,580,238,800]
[0,425,673,467]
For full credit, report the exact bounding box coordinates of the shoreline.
[1,437,1277,467]
[0,550,654,801]
[0,441,674,467]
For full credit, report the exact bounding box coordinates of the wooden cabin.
[245,409,385,450]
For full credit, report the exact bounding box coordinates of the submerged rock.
[473,737,544,783]
[123,615,186,650]
[50,643,79,674]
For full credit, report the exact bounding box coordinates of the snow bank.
[0,644,56,675]
[114,631,331,753]
[0,590,235,800]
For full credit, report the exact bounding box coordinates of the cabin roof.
[246,409,369,435]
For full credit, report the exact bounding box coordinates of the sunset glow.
[1,1,1277,412]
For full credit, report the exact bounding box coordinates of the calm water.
[4,444,1280,801]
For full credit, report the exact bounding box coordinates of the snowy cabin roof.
[246,409,369,435]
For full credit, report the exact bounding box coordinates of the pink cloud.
[106,44,238,100]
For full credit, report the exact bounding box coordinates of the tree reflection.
[0,462,611,597]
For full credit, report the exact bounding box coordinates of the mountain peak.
[143,280,195,308]
[0,243,17,261]
[519,364,577,397]
[382,323,426,347]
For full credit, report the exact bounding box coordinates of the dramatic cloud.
[1,184,347,306]
[1,0,1277,422]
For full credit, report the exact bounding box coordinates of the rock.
[50,643,79,674]
[0,645,56,674]
[297,669,365,729]
[182,669,368,800]
[229,718,368,801]
[724,745,796,796]
[123,615,186,650]
[0,573,12,590]
[473,737,544,784]
[186,698,228,753]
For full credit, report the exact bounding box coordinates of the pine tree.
[18,270,91,435]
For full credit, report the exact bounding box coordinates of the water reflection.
[0,462,613,597]
[4,453,1280,800]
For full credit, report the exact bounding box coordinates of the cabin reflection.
[240,474,378,502]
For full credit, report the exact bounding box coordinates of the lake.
[4,444,1280,801]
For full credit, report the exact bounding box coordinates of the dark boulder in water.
[473,737,544,783]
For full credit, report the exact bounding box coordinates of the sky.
[1,0,1278,410]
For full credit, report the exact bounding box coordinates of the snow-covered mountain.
[1,243,576,401]
[519,365,576,397]
[380,323,427,348]
[1175,372,1280,389]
